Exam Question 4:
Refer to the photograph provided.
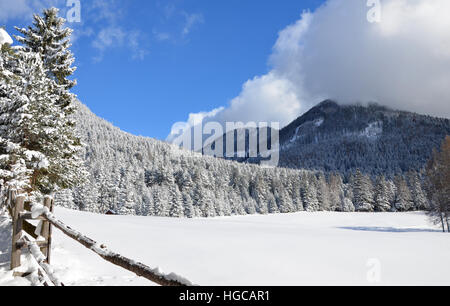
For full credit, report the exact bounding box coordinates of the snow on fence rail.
[3,189,193,286]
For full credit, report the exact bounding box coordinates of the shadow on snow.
[338,226,441,233]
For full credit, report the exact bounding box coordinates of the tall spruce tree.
[169,184,184,218]
[374,175,392,212]
[0,49,58,196]
[302,176,320,212]
[12,8,87,195]
[393,175,413,212]
[183,193,195,218]
[407,171,428,211]
[0,41,29,192]
[351,170,374,212]
[316,173,331,211]
[15,8,76,98]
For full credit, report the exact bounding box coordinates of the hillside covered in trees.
[225,100,450,179]
[279,100,450,178]
[55,102,431,217]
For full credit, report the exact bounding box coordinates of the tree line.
[65,102,436,219]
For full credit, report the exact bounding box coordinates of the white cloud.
[182,12,204,36]
[298,0,450,118]
[169,0,450,141]
[128,31,148,60]
[217,73,303,127]
[92,26,126,51]
[87,1,148,62]
[92,26,147,62]
[152,4,204,44]
[167,107,224,143]
[153,30,171,42]
[0,28,13,45]
[88,0,122,23]
[0,0,64,22]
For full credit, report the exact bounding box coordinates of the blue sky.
[1,0,324,140]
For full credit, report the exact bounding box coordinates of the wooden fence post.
[10,194,24,270]
[47,198,54,264]
[40,196,53,263]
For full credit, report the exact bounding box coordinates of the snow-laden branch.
[23,236,63,286]
[31,204,193,286]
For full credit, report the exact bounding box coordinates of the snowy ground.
[1,208,449,286]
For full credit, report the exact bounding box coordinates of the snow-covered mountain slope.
[54,102,432,216]
[208,100,449,179]
[278,100,450,178]
[2,208,449,286]
[227,100,450,179]
[68,102,325,216]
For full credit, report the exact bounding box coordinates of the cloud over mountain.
[169,0,450,141]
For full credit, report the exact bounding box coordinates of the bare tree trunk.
[446,216,449,233]
[441,213,446,233]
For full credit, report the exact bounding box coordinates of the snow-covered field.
[1,208,449,286]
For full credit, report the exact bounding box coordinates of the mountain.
[278,100,450,178]
[217,100,450,179]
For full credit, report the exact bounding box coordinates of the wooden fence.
[3,189,192,287]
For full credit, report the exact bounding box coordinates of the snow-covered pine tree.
[407,171,428,211]
[0,49,59,196]
[244,198,257,215]
[316,173,331,211]
[341,184,355,212]
[386,179,396,209]
[393,175,413,212]
[0,40,31,193]
[273,177,294,213]
[249,174,269,214]
[153,186,169,217]
[73,183,99,213]
[329,173,344,211]
[182,193,195,218]
[302,176,320,212]
[290,174,304,211]
[54,188,74,209]
[0,139,31,193]
[267,195,279,214]
[15,8,77,103]
[141,188,155,216]
[351,170,375,212]
[13,8,86,196]
[200,189,216,218]
[374,176,392,212]
[228,188,246,216]
[169,184,184,218]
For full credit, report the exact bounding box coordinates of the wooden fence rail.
[3,189,192,287]
[8,191,53,271]
[23,236,63,286]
